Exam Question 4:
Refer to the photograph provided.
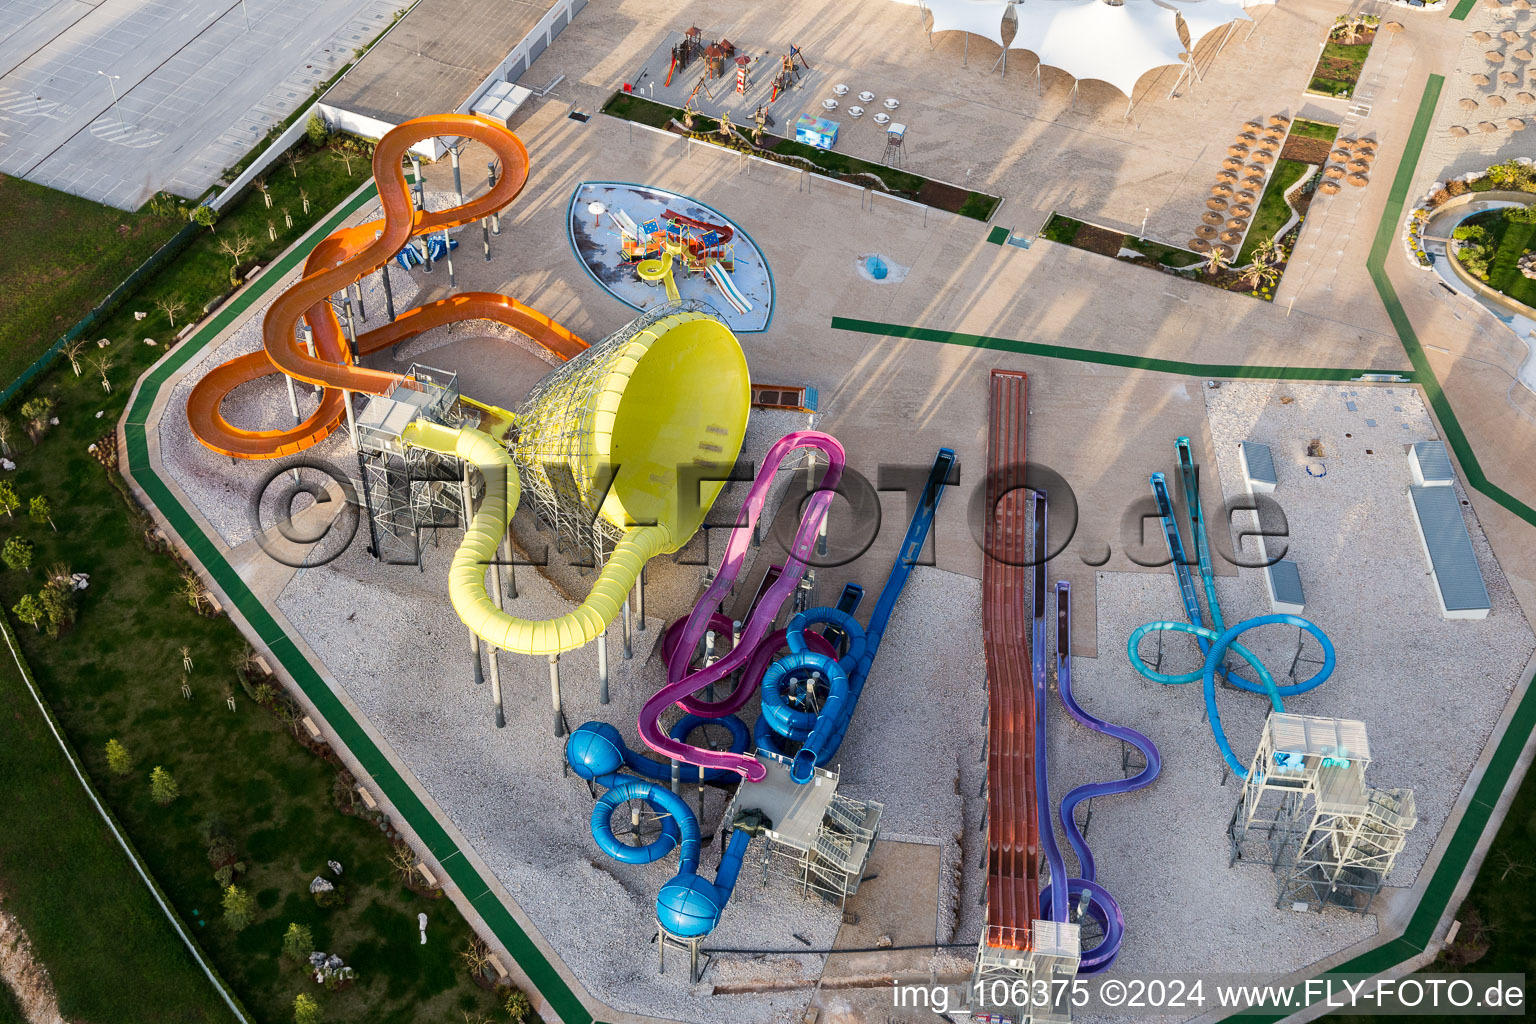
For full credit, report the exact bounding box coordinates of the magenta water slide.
[637,431,845,783]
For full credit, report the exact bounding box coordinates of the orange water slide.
[186,114,588,459]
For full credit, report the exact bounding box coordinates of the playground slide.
[636,250,681,303]
[1030,495,1070,927]
[1051,580,1161,973]
[704,261,752,316]
[755,448,957,782]
[636,431,846,783]
[567,715,751,786]
[187,114,587,459]
[662,208,734,244]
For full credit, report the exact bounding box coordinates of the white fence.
[456,0,587,114]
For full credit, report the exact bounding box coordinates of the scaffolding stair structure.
[1228,713,1417,915]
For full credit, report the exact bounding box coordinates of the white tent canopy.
[922,0,1010,49]
[1007,0,1189,100]
[1160,0,1252,48]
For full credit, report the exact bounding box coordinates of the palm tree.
[1203,247,1232,277]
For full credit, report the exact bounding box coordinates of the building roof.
[325,0,556,125]
[1412,440,1455,483]
[1410,485,1492,612]
[1008,0,1188,98]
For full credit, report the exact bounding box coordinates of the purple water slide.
[637,431,845,783]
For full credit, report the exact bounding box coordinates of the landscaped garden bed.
[1306,15,1379,98]
[1279,119,1341,165]
[1409,159,1536,278]
[0,173,539,1023]
[601,92,1003,221]
[1237,158,1315,265]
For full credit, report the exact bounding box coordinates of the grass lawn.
[1308,40,1372,98]
[1126,235,1203,268]
[0,981,26,1024]
[0,162,516,1023]
[0,177,180,388]
[0,613,235,1024]
[1463,210,1536,308]
[1039,214,1083,245]
[1237,159,1311,265]
[1289,118,1341,142]
[1325,760,1536,1022]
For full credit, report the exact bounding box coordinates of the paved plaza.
[0,0,398,208]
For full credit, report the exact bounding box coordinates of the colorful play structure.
[615,206,754,316]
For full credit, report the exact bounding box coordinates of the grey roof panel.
[1412,440,1455,482]
[1267,559,1305,607]
[1241,441,1277,485]
[1409,486,1491,612]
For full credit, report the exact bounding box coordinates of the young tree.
[284,149,301,178]
[458,936,494,980]
[191,204,218,234]
[293,993,322,1024]
[179,568,207,612]
[222,884,254,930]
[0,481,18,518]
[331,148,355,176]
[216,232,256,287]
[299,187,310,214]
[29,496,55,530]
[256,177,272,208]
[62,339,89,376]
[3,537,34,572]
[11,593,44,632]
[38,584,73,637]
[150,765,180,805]
[154,294,187,329]
[106,738,134,776]
[90,352,116,394]
[281,921,315,962]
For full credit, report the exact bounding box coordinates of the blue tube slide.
[566,715,751,786]
[588,777,750,938]
[1127,614,1335,778]
[756,448,957,782]
[1049,580,1161,973]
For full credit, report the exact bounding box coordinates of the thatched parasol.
[1206,197,1229,211]
[1489,94,1509,107]
[1237,131,1259,142]
[1230,204,1254,218]
[1247,162,1268,174]
[1518,91,1536,103]
[1212,183,1234,196]
[1225,217,1249,230]
[1516,0,1533,9]
[1384,21,1404,32]
[1480,120,1500,132]
[1510,117,1527,130]
[1228,143,1250,156]
[1237,189,1259,202]
[1242,175,1266,189]
[1460,97,1481,111]
[1223,156,1245,170]
[1202,211,1225,225]
[1324,165,1347,179]
[1220,230,1244,245]
[1502,29,1523,43]
[1252,149,1275,163]
[1330,147,1352,162]
[1217,169,1240,183]
[1347,159,1370,173]
[1346,173,1370,187]
[1189,238,1212,252]
[1211,244,1234,259]
[1472,72,1492,86]
[1268,114,1290,126]
[1516,48,1534,60]
[1450,124,1471,137]
[1197,225,1219,239]
[1501,70,1521,84]
[1474,31,1493,42]
[1487,50,1507,63]
[1319,180,1342,195]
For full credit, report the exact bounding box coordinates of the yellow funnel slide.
[402,310,750,656]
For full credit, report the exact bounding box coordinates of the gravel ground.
[263,395,986,1023]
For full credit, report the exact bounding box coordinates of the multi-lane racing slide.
[186,113,587,459]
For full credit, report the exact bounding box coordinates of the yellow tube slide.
[400,419,671,656]
[636,251,680,304]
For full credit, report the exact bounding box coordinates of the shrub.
[1427,189,1451,209]
[1447,178,1469,197]
[222,884,254,930]
[3,537,35,572]
[314,885,346,909]
[281,922,315,963]
[1505,205,1536,225]
[1452,224,1490,244]
[293,992,321,1024]
[505,989,534,1023]
[105,739,133,776]
[305,115,331,147]
[213,862,246,888]
[149,765,179,805]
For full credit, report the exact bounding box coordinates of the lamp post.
[1141,207,1149,240]
[98,71,125,130]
